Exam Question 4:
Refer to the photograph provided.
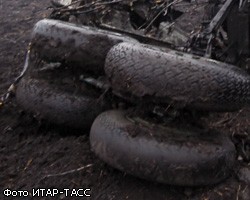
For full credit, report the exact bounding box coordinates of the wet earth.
[0,1,250,200]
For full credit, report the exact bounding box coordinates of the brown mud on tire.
[16,76,109,129]
[30,19,138,74]
[90,110,236,186]
[105,42,250,112]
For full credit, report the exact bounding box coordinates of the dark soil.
[0,1,250,200]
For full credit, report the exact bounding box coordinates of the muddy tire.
[30,19,137,74]
[16,76,109,129]
[90,110,236,186]
[105,42,250,111]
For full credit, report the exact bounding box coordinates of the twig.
[95,0,123,6]
[0,43,32,105]
[144,0,183,31]
[212,110,243,127]
[41,164,93,180]
[236,184,241,200]
[74,5,105,15]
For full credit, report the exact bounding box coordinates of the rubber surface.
[90,110,236,186]
[105,42,250,111]
[16,76,109,129]
[30,19,137,74]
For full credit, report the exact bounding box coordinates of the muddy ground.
[0,0,250,200]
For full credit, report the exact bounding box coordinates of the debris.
[51,0,73,7]
[237,167,250,184]
[0,43,32,106]
[41,164,93,180]
[158,22,189,46]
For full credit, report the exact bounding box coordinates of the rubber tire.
[90,110,236,186]
[105,42,250,111]
[16,77,109,129]
[30,19,137,74]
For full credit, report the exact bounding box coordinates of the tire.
[90,110,236,186]
[30,19,137,74]
[16,76,109,129]
[105,42,250,111]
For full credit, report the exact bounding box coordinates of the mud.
[0,1,250,200]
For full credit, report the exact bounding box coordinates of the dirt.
[0,1,250,200]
